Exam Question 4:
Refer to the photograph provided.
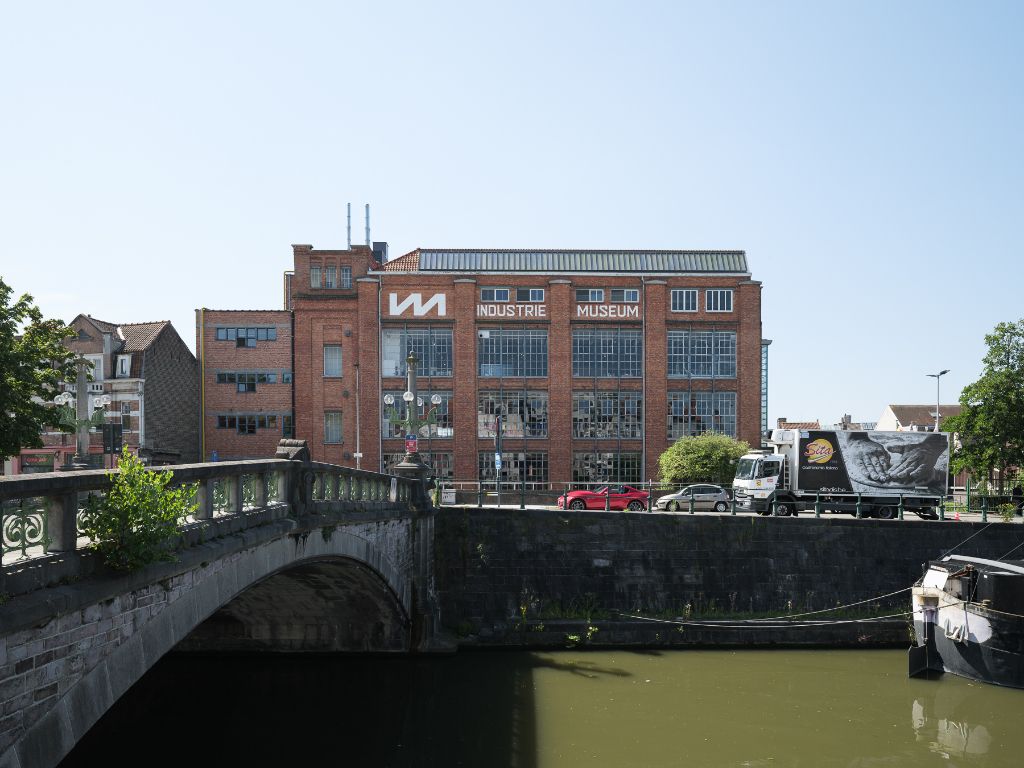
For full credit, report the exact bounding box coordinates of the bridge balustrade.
[0,458,416,571]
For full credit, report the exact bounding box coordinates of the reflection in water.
[61,649,1022,768]
[911,679,1002,761]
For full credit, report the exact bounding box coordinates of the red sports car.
[557,485,649,511]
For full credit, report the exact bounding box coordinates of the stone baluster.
[45,491,79,552]
[194,479,215,520]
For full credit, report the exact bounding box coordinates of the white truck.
[732,429,949,519]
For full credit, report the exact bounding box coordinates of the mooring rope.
[613,610,912,629]
[998,538,1024,561]
[940,522,996,559]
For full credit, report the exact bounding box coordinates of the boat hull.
[912,587,1024,689]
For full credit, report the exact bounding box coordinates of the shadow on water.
[60,648,1024,768]
[61,650,547,768]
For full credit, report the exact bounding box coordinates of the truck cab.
[733,451,786,513]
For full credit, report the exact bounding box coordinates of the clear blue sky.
[2,1,1021,427]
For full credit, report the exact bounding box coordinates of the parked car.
[557,485,650,511]
[655,484,731,513]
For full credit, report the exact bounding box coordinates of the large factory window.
[382,390,453,438]
[477,392,549,438]
[667,330,736,378]
[572,328,642,378]
[667,392,737,439]
[477,329,548,378]
[571,392,643,438]
[478,451,549,488]
[382,328,453,377]
[383,452,454,480]
[572,452,642,484]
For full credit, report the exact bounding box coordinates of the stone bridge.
[0,446,439,768]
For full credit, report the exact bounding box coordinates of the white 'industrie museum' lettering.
[388,293,447,317]
[476,304,548,318]
[576,304,640,319]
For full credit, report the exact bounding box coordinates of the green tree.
[942,319,1024,492]
[0,277,77,459]
[81,449,198,571]
[659,432,751,485]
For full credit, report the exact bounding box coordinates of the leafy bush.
[658,432,750,485]
[81,449,197,571]
[997,503,1018,523]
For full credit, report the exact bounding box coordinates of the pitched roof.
[777,420,821,430]
[119,321,169,352]
[380,248,749,274]
[888,404,962,427]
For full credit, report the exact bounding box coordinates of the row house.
[12,315,199,473]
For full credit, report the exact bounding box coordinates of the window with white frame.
[575,288,604,303]
[324,412,343,443]
[117,355,131,377]
[481,287,510,302]
[671,289,698,312]
[341,266,352,288]
[706,289,733,312]
[84,354,104,381]
[515,288,544,302]
[310,265,322,288]
[323,345,342,377]
[324,266,336,289]
[610,288,639,303]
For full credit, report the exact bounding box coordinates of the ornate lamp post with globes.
[383,352,441,507]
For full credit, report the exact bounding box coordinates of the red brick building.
[200,244,763,487]
[195,309,293,462]
[13,315,199,473]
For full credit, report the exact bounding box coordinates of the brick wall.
[197,309,292,461]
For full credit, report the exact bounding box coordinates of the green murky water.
[64,649,1022,767]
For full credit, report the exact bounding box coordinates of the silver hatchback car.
[655,484,731,513]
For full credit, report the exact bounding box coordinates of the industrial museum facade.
[198,243,764,487]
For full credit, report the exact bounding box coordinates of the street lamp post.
[54,357,110,470]
[382,353,442,507]
[927,369,950,432]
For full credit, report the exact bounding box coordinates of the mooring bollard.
[730,496,736,515]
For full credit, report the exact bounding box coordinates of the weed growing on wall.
[81,449,197,571]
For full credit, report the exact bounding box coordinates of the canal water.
[63,649,1021,767]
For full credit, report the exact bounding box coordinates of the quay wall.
[433,510,1021,647]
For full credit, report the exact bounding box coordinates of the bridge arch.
[7,517,424,768]
[178,555,411,653]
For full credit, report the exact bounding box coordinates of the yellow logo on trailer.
[804,439,834,464]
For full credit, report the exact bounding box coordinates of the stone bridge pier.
[0,443,442,768]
